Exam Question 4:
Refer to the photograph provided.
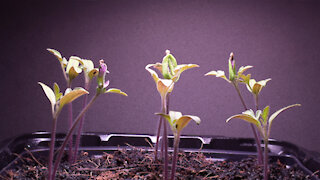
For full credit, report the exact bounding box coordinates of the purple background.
[1,1,320,152]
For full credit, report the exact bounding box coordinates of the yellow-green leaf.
[38,82,56,114]
[238,65,253,75]
[269,104,301,127]
[262,106,270,125]
[53,83,62,101]
[157,79,174,99]
[59,87,89,109]
[88,68,99,80]
[145,64,160,84]
[47,48,62,62]
[66,56,82,81]
[176,115,201,132]
[105,88,128,96]
[172,64,199,82]
[226,114,261,128]
[205,70,231,83]
[155,113,173,127]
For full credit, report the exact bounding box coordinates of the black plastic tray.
[1,132,319,179]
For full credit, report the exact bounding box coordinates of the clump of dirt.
[1,147,316,180]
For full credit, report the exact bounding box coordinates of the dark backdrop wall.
[1,0,320,152]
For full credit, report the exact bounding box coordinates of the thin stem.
[171,133,180,180]
[51,94,99,180]
[47,109,62,180]
[73,81,91,163]
[254,94,259,110]
[264,136,269,180]
[154,116,162,161]
[162,95,169,180]
[67,81,73,163]
[67,103,73,163]
[72,94,88,163]
[233,82,263,165]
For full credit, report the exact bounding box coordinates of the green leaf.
[262,106,270,125]
[53,83,62,101]
[38,82,56,114]
[47,48,62,62]
[226,114,261,128]
[269,104,301,127]
[59,87,89,109]
[162,53,177,79]
[105,88,128,96]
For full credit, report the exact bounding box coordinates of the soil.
[1,147,317,180]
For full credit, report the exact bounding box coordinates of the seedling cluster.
[38,49,300,180]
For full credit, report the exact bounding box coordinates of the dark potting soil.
[1,147,317,180]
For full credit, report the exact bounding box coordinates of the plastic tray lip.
[0,132,319,179]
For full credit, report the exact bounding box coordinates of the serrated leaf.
[47,48,62,62]
[269,104,301,127]
[38,82,56,114]
[60,87,89,109]
[105,88,128,96]
[226,114,261,128]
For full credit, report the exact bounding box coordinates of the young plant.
[40,55,127,180]
[47,49,83,162]
[156,111,200,180]
[205,52,264,164]
[244,77,271,110]
[226,104,301,180]
[38,82,88,180]
[73,59,99,163]
[146,50,198,179]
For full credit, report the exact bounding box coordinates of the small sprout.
[226,104,301,180]
[156,111,201,134]
[245,78,271,96]
[156,111,200,180]
[38,82,89,115]
[96,60,127,96]
[205,52,253,84]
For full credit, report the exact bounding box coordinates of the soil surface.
[1,147,317,180]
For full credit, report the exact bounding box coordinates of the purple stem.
[264,137,269,180]
[162,94,169,180]
[171,133,180,180]
[51,94,99,180]
[47,117,58,180]
[154,116,162,161]
[67,103,73,163]
[72,94,88,163]
[233,82,263,165]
